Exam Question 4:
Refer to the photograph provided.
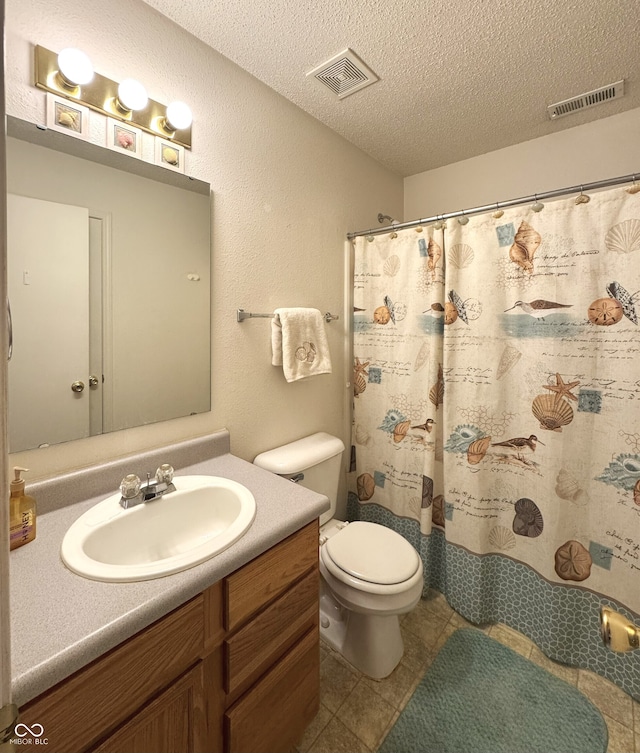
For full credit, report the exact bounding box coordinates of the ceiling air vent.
[307,48,379,99]
[547,80,625,119]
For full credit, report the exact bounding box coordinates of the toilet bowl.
[318,519,423,678]
[253,433,424,679]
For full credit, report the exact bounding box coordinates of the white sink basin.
[61,475,256,582]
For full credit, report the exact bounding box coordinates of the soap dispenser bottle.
[9,467,36,550]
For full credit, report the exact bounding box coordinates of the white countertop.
[10,434,329,707]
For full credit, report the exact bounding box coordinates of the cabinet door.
[92,664,206,753]
[21,596,204,753]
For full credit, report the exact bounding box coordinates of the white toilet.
[254,432,424,679]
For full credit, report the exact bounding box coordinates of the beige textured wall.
[5,0,403,484]
[404,107,640,219]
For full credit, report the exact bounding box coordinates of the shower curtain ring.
[628,174,640,195]
[458,209,469,226]
[532,193,544,212]
[576,184,590,205]
[492,202,504,219]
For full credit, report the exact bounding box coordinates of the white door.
[7,194,90,452]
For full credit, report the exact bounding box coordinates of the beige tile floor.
[296,589,640,753]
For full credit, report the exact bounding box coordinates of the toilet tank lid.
[253,432,345,475]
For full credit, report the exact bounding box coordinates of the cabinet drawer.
[224,566,318,698]
[224,626,320,753]
[21,596,204,753]
[223,520,318,631]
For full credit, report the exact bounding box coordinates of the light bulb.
[57,48,94,87]
[165,101,192,131]
[117,78,148,112]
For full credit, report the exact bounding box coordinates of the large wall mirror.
[6,116,211,453]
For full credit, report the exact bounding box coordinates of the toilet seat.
[321,521,422,595]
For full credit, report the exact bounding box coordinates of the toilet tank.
[254,432,345,525]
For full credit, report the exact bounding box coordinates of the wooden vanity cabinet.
[19,520,320,753]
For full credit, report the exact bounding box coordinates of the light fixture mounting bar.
[34,45,192,149]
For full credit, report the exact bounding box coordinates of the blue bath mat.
[378,628,607,753]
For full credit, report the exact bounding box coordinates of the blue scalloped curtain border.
[347,494,640,701]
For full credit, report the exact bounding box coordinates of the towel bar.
[236,309,339,323]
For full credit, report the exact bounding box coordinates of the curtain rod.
[346,171,640,240]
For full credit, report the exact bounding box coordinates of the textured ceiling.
[143,0,640,177]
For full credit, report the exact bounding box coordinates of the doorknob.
[71,381,85,393]
[89,375,99,388]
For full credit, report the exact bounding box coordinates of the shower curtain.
[350,185,640,698]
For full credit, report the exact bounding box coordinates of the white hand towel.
[271,308,332,382]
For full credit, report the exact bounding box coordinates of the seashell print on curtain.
[350,186,640,699]
[351,225,445,529]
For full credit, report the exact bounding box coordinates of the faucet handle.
[155,464,174,484]
[120,474,141,500]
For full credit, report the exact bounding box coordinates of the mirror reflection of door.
[7,194,106,451]
[7,122,212,451]
[88,212,112,436]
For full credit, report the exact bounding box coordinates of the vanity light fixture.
[34,44,192,149]
[116,78,149,115]
[57,47,94,90]
[164,101,193,133]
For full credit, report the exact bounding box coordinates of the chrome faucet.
[119,464,176,509]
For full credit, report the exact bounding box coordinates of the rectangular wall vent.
[547,80,625,119]
[307,48,379,100]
